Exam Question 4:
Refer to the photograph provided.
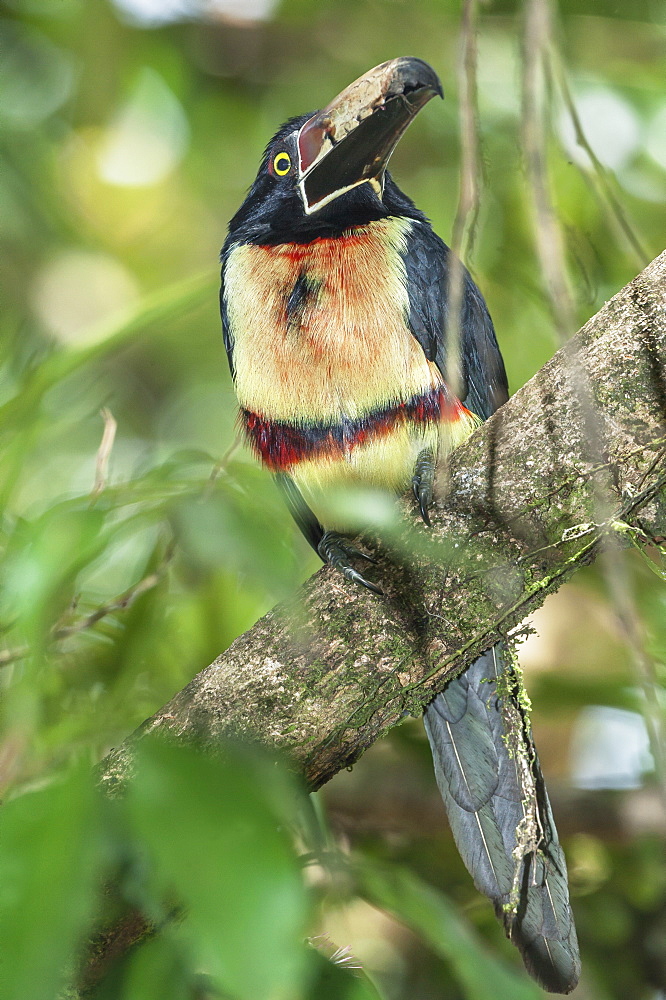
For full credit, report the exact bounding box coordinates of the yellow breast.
[223,217,440,422]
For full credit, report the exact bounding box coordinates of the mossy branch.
[97,250,666,798]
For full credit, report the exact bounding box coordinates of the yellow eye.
[273,152,291,176]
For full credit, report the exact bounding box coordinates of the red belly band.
[242,387,468,471]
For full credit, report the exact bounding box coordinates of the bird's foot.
[412,449,435,526]
[317,531,383,595]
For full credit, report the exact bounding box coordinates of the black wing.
[401,219,509,420]
[219,240,236,380]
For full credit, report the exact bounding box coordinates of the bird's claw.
[412,449,435,526]
[318,531,383,594]
[341,542,377,564]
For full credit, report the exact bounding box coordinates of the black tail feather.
[423,645,580,994]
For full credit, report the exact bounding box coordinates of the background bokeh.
[1,0,665,998]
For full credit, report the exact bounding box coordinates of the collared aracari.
[220,57,580,993]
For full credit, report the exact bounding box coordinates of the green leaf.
[0,271,215,435]
[2,502,105,641]
[169,478,295,590]
[303,943,385,1000]
[355,860,544,1000]
[0,766,103,1000]
[117,933,193,1000]
[125,738,309,1000]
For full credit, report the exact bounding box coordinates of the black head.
[226,57,442,246]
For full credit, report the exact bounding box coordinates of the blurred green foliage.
[1,0,665,997]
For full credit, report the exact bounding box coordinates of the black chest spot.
[286,271,322,331]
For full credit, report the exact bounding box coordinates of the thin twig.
[0,645,30,668]
[91,408,117,499]
[521,0,576,343]
[600,541,666,811]
[446,0,483,398]
[0,547,176,669]
[550,52,649,270]
[205,434,242,497]
[54,544,175,640]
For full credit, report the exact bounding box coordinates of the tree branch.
[100,250,666,797]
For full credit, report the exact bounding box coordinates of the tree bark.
[100,250,666,796]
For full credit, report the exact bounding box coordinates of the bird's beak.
[296,57,443,216]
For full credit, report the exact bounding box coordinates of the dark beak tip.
[393,56,444,101]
